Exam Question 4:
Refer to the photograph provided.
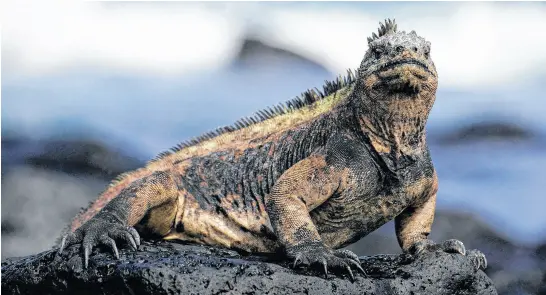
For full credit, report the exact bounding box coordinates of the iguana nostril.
[412,47,418,52]
[396,46,404,53]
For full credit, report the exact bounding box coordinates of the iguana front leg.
[265,154,364,279]
[395,174,487,271]
[58,171,179,268]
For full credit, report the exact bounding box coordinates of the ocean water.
[2,60,546,245]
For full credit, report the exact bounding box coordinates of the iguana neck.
[343,83,436,159]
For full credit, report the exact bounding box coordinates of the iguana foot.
[57,218,141,268]
[410,239,465,255]
[288,244,366,281]
[409,239,487,271]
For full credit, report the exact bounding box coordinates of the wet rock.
[540,273,546,295]
[346,210,545,295]
[4,137,143,179]
[536,243,546,295]
[435,121,535,145]
[536,242,546,262]
[1,240,497,295]
[1,220,18,236]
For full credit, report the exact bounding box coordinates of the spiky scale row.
[367,18,398,44]
[146,69,358,163]
[102,69,359,190]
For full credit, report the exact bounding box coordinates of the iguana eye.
[373,48,383,59]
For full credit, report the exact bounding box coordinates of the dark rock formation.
[1,241,497,295]
[536,243,546,295]
[434,121,536,145]
[346,210,546,295]
[2,136,143,179]
[231,37,330,74]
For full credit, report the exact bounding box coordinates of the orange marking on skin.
[267,154,344,247]
[400,50,414,59]
[364,75,379,88]
[395,174,439,251]
[359,117,391,154]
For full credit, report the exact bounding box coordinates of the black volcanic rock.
[1,241,497,295]
[435,121,535,145]
[345,210,545,295]
[27,139,142,179]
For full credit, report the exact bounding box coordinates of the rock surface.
[346,211,546,295]
[434,121,536,145]
[1,241,497,295]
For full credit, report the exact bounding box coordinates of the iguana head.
[358,19,437,98]
[352,19,438,152]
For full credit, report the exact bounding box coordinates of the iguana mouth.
[375,59,433,76]
[372,59,432,95]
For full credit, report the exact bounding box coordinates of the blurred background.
[2,1,546,294]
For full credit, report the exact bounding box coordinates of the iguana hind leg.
[265,154,365,279]
[58,171,179,268]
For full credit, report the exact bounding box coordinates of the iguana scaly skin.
[59,19,487,278]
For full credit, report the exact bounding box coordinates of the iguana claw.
[466,249,488,271]
[334,249,366,275]
[409,239,487,271]
[293,253,303,268]
[321,258,328,278]
[57,219,141,268]
[288,245,365,280]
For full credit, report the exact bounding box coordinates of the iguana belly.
[163,191,281,253]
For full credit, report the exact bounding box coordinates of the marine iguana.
[58,19,487,279]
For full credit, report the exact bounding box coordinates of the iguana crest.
[151,70,357,162]
[367,18,398,43]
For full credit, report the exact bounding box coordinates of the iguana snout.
[358,19,437,97]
